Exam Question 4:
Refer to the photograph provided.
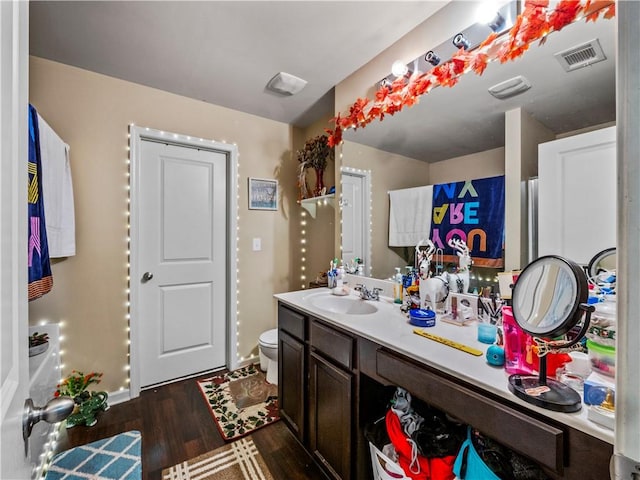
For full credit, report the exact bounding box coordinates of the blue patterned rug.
[45,430,141,480]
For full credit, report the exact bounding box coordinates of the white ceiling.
[29,1,447,128]
[29,2,616,163]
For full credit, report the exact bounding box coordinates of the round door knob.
[141,272,154,283]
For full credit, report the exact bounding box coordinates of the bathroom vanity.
[275,289,614,480]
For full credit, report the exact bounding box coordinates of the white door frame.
[129,126,238,397]
[340,167,372,276]
[0,1,31,478]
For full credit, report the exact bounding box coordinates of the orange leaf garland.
[325,0,614,145]
[548,0,583,31]
[471,52,490,75]
[604,3,615,19]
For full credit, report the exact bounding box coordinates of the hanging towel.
[388,186,433,247]
[37,113,76,257]
[429,175,505,268]
[28,105,53,300]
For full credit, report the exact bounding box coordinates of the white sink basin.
[307,293,378,315]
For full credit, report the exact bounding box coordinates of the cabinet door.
[279,330,306,442]
[309,352,353,480]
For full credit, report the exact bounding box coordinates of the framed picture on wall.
[248,177,278,211]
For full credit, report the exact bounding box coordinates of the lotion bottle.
[393,267,403,304]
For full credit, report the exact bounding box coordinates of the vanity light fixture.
[391,60,410,78]
[376,0,517,90]
[424,50,441,66]
[452,33,470,50]
[476,1,506,32]
[487,12,506,32]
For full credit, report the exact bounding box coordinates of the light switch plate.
[252,238,261,251]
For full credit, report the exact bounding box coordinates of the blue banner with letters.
[429,175,505,268]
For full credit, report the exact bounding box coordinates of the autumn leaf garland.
[326,0,615,148]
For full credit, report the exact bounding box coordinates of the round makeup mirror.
[508,255,593,412]
[587,247,616,282]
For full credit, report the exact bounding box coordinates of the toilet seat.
[259,328,278,347]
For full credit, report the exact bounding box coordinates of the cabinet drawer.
[376,348,565,474]
[310,321,354,370]
[278,303,306,341]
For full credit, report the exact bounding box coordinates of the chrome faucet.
[355,284,382,301]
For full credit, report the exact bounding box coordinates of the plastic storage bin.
[587,339,616,378]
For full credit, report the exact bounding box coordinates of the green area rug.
[197,364,279,441]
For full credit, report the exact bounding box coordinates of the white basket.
[369,442,410,480]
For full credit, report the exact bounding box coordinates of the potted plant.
[29,331,50,357]
[296,134,334,198]
[55,370,109,427]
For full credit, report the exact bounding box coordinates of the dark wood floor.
[54,373,328,480]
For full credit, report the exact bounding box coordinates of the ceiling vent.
[488,75,532,100]
[266,72,307,96]
[554,39,606,72]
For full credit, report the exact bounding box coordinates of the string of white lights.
[340,164,373,276]
[127,125,243,370]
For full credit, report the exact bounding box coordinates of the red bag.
[386,410,456,480]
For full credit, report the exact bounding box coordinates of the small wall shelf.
[300,194,335,218]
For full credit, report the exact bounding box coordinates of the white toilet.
[259,329,278,385]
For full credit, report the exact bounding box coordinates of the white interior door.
[341,171,370,275]
[1,2,31,478]
[538,126,616,265]
[137,140,227,388]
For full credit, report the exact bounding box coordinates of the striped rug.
[162,437,273,480]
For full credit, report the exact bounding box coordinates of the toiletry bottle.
[336,262,345,289]
[393,267,403,304]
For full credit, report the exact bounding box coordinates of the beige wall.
[295,116,336,289]
[504,108,555,269]
[428,147,505,185]
[29,57,298,393]
[341,141,430,279]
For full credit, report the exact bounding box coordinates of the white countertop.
[274,287,614,445]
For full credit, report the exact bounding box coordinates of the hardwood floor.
[53,373,328,480]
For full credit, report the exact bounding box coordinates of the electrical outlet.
[252,238,261,251]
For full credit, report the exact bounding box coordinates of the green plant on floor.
[55,370,109,428]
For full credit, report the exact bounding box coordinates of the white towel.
[38,114,76,257]
[388,186,433,247]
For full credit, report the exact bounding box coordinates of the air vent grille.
[555,39,606,72]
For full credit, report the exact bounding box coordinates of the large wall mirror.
[339,10,615,283]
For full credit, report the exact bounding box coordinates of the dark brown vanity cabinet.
[309,320,355,480]
[277,302,613,480]
[278,303,356,480]
[278,304,307,443]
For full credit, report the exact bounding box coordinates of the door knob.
[23,397,74,455]
[141,272,154,283]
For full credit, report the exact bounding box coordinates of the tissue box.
[583,372,615,406]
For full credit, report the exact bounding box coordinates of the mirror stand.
[508,303,594,413]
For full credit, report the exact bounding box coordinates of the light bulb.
[391,60,409,78]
